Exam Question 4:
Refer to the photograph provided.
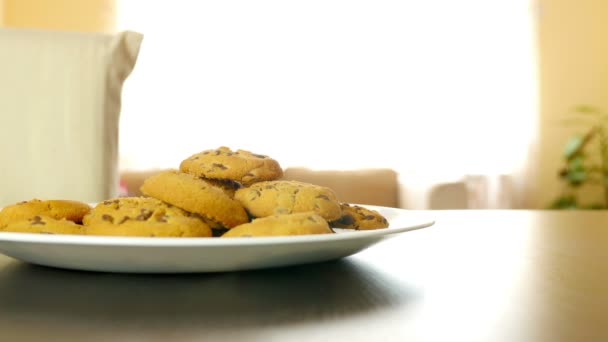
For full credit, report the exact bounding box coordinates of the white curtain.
[117,0,538,209]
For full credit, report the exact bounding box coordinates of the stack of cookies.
[0,147,388,237]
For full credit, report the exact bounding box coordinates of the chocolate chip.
[118,216,130,224]
[212,228,229,237]
[30,216,45,225]
[212,163,228,170]
[101,214,114,223]
[249,189,261,201]
[336,214,355,226]
[252,153,267,159]
[316,194,330,201]
[213,150,220,156]
[307,216,318,223]
[226,152,234,156]
[135,209,153,221]
[157,215,169,223]
[103,200,113,205]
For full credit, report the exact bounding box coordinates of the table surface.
[0,210,607,342]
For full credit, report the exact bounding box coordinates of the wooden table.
[0,211,607,342]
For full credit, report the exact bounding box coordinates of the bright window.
[117,0,537,180]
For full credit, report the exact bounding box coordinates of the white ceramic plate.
[0,206,434,273]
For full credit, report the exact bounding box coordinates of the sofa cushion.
[282,168,399,208]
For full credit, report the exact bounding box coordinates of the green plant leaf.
[568,156,585,171]
[566,170,586,185]
[564,136,584,159]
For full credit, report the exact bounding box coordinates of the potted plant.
[549,105,608,209]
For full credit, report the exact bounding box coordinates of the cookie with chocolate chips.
[1,215,85,235]
[222,212,332,237]
[0,199,91,228]
[234,180,342,221]
[140,170,249,228]
[330,203,389,230]
[83,197,212,237]
[179,146,283,186]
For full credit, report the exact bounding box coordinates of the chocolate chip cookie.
[0,199,91,228]
[140,170,249,228]
[179,146,283,186]
[330,203,389,230]
[234,180,342,221]
[83,196,212,237]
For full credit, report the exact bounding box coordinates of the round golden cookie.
[330,203,389,230]
[234,180,342,221]
[1,215,85,235]
[140,170,249,228]
[0,199,91,228]
[179,146,283,186]
[83,197,212,237]
[222,212,332,237]
[86,217,212,237]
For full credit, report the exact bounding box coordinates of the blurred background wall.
[1,0,115,32]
